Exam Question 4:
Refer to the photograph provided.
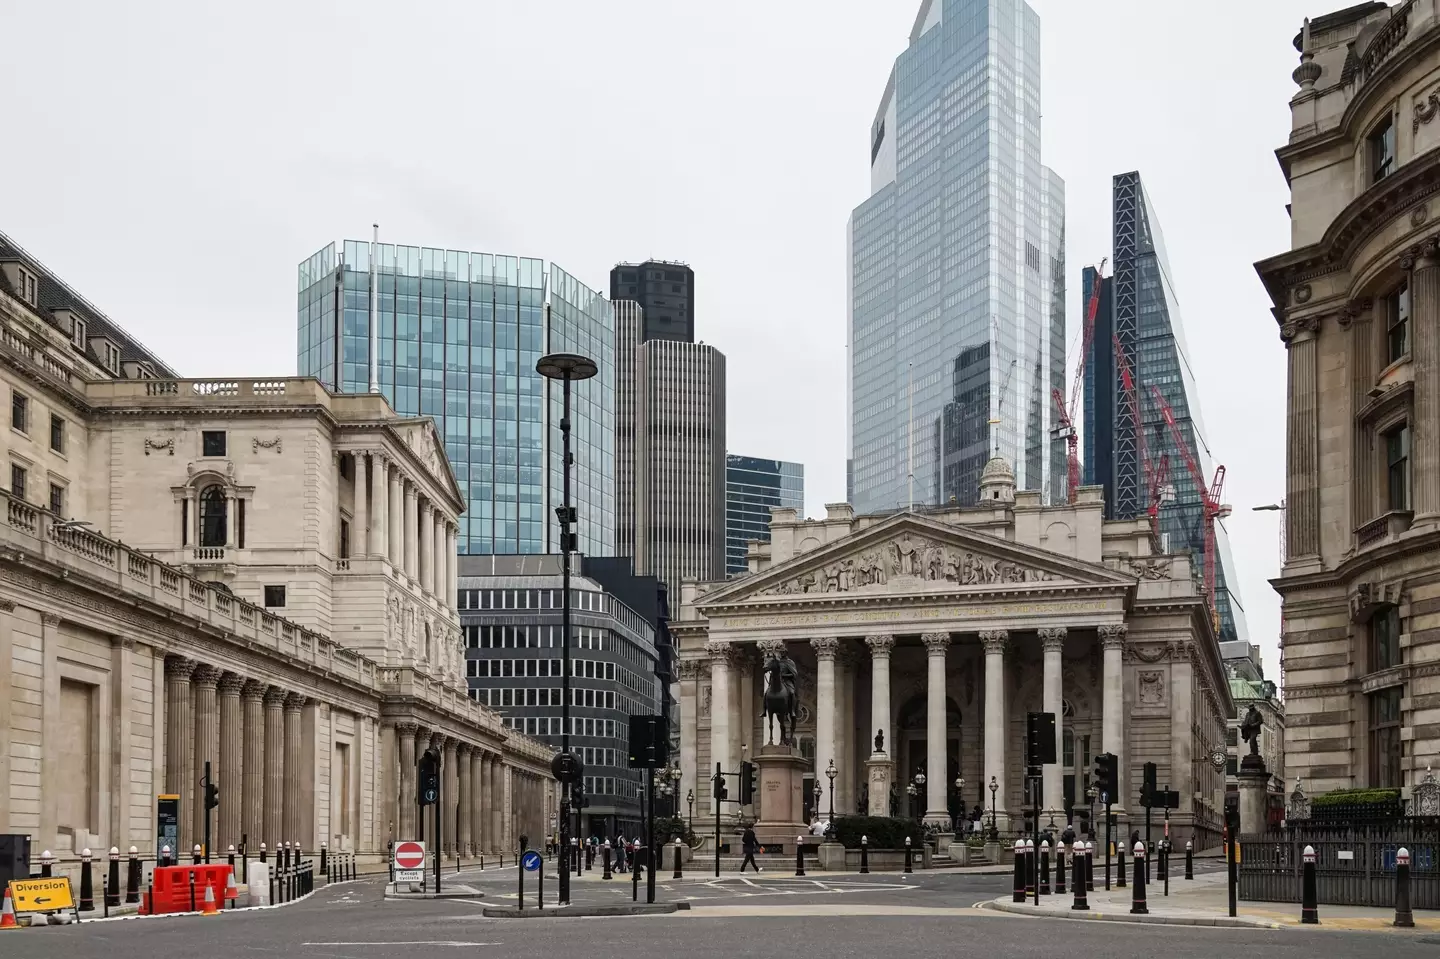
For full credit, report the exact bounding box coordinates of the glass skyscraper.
[297,241,615,556]
[1082,172,1248,643]
[848,0,1065,512]
[725,455,805,576]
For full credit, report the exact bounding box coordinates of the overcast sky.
[2,0,1316,680]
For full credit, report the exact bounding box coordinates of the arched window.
[199,486,227,547]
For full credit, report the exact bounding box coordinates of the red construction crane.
[1148,384,1231,633]
[1052,258,1107,502]
[1112,336,1173,550]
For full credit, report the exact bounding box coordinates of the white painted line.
[304,942,500,948]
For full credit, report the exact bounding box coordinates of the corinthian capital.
[165,656,196,680]
[1098,624,1129,650]
[865,634,895,656]
[756,639,787,657]
[979,630,1008,654]
[810,637,839,661]
[921,632,951,654]
[1038,627,1067,652]
[191,664,221,688]
[703,640,734,666]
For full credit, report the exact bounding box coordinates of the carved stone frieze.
[144,437,175,456]
[1122,557,1172,581]
[252,436,282,454]
[1137,670,1167,707]
[758,533,1056,596]
[1415,85,1440,133]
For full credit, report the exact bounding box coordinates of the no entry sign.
[394,841,426,871]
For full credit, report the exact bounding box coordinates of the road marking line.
[304,942,501,947]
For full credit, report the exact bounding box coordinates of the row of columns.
[391,723,543,856]
[164,655,311,855]
[703,624,1131,827]
[347,450,459,609]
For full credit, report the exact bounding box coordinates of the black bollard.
[1394,846,1414,928]
[260,842,267,865]
[189,872,197,913]
[603,842,613,880]
[1055,841,1067,895]
[40,851,53,878]
[1185,840,1194,880]
[102,876,109,918]
[1071,842,1089,910]
[126,847,141,904]
[903,837,912,875]
[1040,840,1050,894]
[1162,842,1170,897]
[106,847,121,908]
[161,844,173,868]
[860,835,870,874]
[192,844,202,866]
[1012,839,1025,903]
[79,849,95,911]
[1301,844,1319,924]
[321,842,329,877]
[1130,842,1147,915]
[797,836,807,877]
[517,853,525,911]
[1024,839,1034,897]
[1158,843,1167,884]
[675,840,684,880]
[1087,842,1096,895]
[631,845,641,902]
[1116,842,1126,888]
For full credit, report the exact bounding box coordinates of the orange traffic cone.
[225,869,239,902]
[0,887,16,929]
[201,881,218,916]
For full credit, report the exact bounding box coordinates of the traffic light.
[1140,761,1158,808]
[419,747,441,806]
[1025,711,1057,771]
[573,782,589,810]
[714,770,729,802]
[204,780,220,811]
[739,761,758,805]
[1093,752,1117,800]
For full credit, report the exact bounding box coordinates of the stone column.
[282,693,306,842]
[403,480,418,580]
[263,687,286,844]
[191,665,221,849]
[446,524,458,609]
[354,451,369,557]
[678,660,699,816]
[1349,303,1377,530]
[1412,241,1440,522]
[866,634,895,753]
[457,745,473,855]
[443,737,459,855]
[241,680,265,850]
[1283,316,1321,559]
[373,455,389,562]
[217,672,244,850]
[981,630,1008,826]
[484,755,499,852]
[705,641,733,816]
[811,638,838,789]
[396,723,417,839]
[389,466,403,567]
[1039,628,1066,818]
[1099,625,1128,817]
[433,511,447,603]
[164,657,195,850]
[188,488,199,547]
[226,493,237,548]
[922,631,950,824]
[503,764,514,853]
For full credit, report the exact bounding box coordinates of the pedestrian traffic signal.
[419,747,441,806]
[739,761,758,805]
[715,776,729,801]
[1093,752,1118,799]
[573,783,589,809]
[204,780,220,811]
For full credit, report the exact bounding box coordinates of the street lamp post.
[825,759,837,823]
[686,789,695,834]
[906,783,918,819]
[670,765,682,818]
[537,350,599,908]
[909,771,927,820]
[955,776,966,832]
[989,775,999,840]
[813,782,823,824]
[1087,785,1098,839]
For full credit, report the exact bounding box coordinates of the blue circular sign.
[522,851,542,872]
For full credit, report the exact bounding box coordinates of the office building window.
[264,585,287,608]
[1368,686,1403,787]
[10,464,27,500]
[200,485,227,547]
[1386,281,1409,363]
[1370,606,1402,672]
[1385,424,1410,511]
[50,414,64,453]
[202,430,227,457]
[49,483,64,516]
[1370,115,1396,182]
[11,391,28,433]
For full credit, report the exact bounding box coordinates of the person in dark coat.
[740,823,762,873]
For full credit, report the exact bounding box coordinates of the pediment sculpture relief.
[760,534,1056,596]
[1122,557,1172,581]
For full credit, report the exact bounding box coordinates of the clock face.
[1210,750,1228,770]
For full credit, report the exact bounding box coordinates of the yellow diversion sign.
[8,877,75,914]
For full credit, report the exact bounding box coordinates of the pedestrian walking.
[740,823,762,873]
[614,834,627,871]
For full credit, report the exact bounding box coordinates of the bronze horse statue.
[762,654,798,746]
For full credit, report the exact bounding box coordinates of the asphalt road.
[4,870,1433,959]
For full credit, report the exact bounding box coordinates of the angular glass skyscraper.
[1082,172,1248,643]
[297,240,615,557]
[848,0,1065,512]
[725,455,805,575]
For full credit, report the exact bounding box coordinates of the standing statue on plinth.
[874,728,885,754]
[762,648,800,746]
[1239,703,1266,772]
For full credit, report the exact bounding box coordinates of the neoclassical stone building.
[673,461,1233,845]
[1255,2,1440,794]
[0,230,553,868]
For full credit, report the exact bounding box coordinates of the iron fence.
[1238,819,1440,908]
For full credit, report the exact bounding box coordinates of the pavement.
[984,868,1440,933]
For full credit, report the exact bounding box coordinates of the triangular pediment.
[395,419,464,512]
[698,512,1134,609]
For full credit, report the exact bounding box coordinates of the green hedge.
[649,816,697,846]
[1312,787,1401,808]
[831,816,923,849]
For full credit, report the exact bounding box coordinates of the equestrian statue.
[762,648,800,747]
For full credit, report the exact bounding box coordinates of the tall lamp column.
[537,350,599,907]
[825,759,837,823]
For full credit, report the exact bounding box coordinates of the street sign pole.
[1104,796,1112,891]
[202,761,213,865]
[435,754,443,896]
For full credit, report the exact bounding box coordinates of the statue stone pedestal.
[865,751,894,817]
[754,744,807,850]
[1238,754,1269,835]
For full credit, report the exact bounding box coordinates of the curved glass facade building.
[848,0,1066,511]
[298,241,615,557]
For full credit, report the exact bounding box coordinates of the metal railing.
[1238,820,1440,908]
